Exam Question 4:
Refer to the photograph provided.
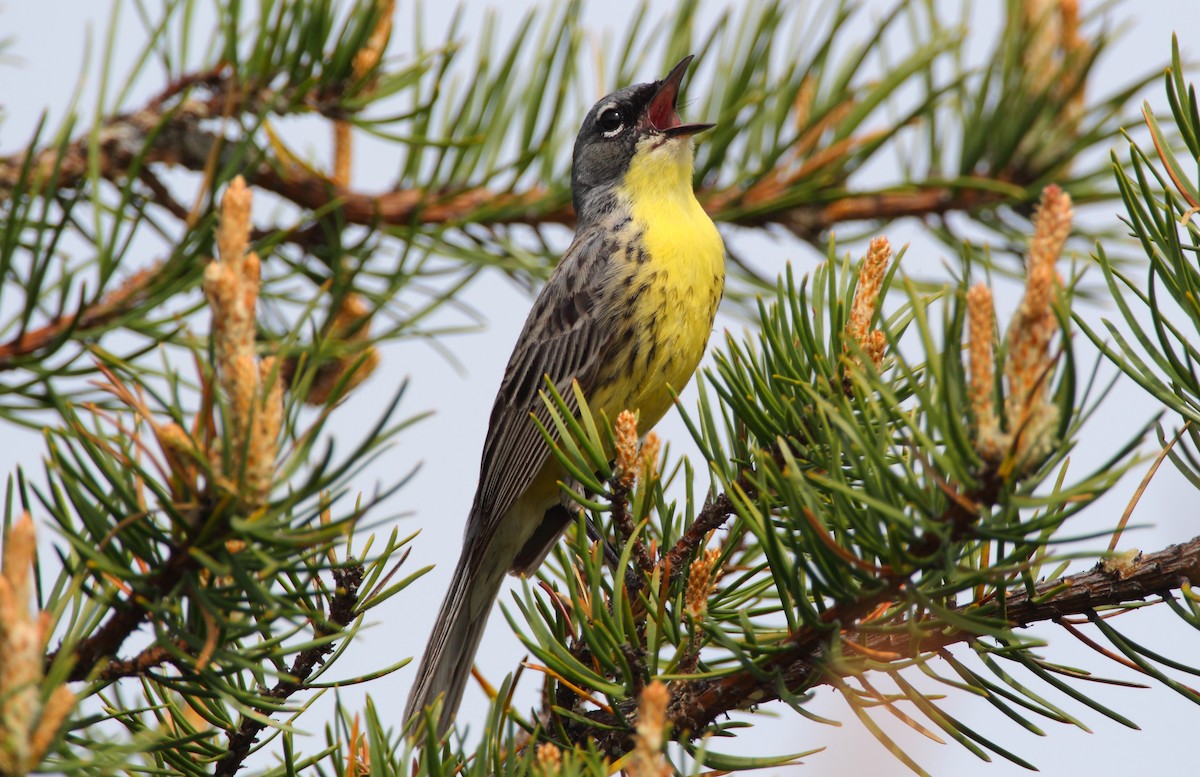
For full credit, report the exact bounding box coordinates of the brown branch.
[0,264,161,371]
[562,430,1005,746]
[233,166,1019,240]
[744,186,1002,240]
[566,534,1200,757]
[211,163,1016,238]
[49,534,195,682]
[214,561,364,777]
[136,167,191,222]
[663,492,736,586]
[908,464,1003,559]
[608,476,655,581]
[568,594,886,756]
[97,639,190,681]
[145,64,230,111]
[250,165,570,226]
[0,65,1023,244]
[661,445,787,587]
[848,539,1200,662]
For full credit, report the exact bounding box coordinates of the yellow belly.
[591,147,725,432]
[504,140,723,576]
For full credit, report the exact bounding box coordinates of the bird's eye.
[597,107,625,134]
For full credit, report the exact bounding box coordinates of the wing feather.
[464,227,622,552]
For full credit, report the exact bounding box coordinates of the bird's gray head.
[570,55,713,226]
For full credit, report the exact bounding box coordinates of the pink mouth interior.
[648,91,681,131]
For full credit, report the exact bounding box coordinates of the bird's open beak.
[646,55,714,137]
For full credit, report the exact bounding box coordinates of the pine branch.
[0,265,161,372]
[214,561,364,777]
[3,2,1188,773]
[543,205,1150,758]
[48,535,196,683]
[97,639,189,681]
[663,492,736,586]
[566,534,1200,757]
[746,185,1005,242]
[0,67,1045,243]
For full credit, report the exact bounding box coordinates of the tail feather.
[403,546,506,737]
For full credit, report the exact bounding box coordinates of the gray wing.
[465,226,621,551]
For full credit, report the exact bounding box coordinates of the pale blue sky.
[1,2,1195,774]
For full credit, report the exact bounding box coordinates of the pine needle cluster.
[0,1,1196,775]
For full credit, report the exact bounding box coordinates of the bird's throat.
[620,136,699,205]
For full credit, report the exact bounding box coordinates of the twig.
[136,167,191,222]
[97,639,189,681]
[663,492,735,587]
[562,532,1200,756]
[907,465,1002,559]
[48,536,193,681]
[608,475,655,581]
[0,265,161,371]
[744,186,1001,242]
[213,561,364,777]
[0,63,1024,240]
[661,445,786,589]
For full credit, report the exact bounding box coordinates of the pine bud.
[685,548,721,619]
[845,236,892,371]
[628,680,671,777]
[615,410,640,489]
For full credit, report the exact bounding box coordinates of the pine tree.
[0,1,1196,775]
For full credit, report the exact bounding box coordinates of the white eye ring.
[597,103,626,137]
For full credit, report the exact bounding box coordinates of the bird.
[404,55,725,737]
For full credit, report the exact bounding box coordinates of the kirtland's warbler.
[404,56,725,736]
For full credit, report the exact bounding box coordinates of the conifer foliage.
[0,1,1197,774]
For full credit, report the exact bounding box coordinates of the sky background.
[1,1,1196,774]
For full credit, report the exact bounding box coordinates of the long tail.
[403,543,507,737]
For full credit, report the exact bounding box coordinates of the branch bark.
[0,67,1030,376]
[568,535,1200,756]
[0,68,1021,241]
[48,533,195,682]
[97,639,189,681]
[0,265,161,371]
[214,561,364,777]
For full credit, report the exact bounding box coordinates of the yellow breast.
[591,137,725,431]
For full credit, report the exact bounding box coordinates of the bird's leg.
[559,476,623,570]
[563,475,651,603]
